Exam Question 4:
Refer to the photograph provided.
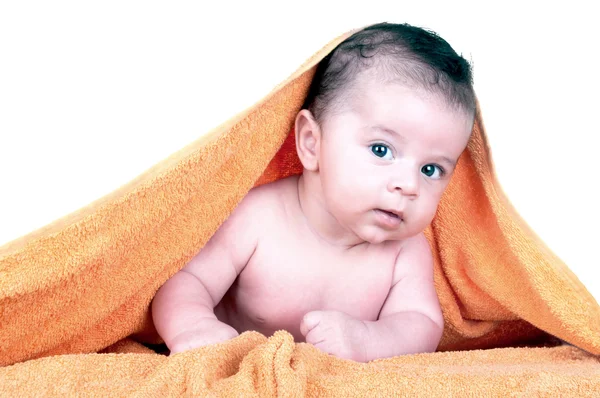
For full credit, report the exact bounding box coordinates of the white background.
[1,1,598,301]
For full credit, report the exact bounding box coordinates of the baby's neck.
[296,173,366,250]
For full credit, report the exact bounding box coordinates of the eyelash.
[370,141,394,154]
[424,164,446,178]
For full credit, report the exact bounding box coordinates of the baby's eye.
[421,164,444,179]
[370,144,393,160]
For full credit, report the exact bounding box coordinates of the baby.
[152,23,476,362]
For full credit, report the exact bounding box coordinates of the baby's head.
[295,23,476,244]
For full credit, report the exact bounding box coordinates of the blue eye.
[370,144,393,160]
[421,164,444,179]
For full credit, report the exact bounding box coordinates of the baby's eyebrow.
[435,156,457,167]
[369,125,406,142]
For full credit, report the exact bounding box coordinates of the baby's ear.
[294,109,321,172]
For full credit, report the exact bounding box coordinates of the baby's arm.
[300,233,444,362]
[151,192,259,355]
[363,233,444,359]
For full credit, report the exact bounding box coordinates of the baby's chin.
[355,225,414,245]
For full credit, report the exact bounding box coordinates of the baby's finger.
[312,340,335,356]
[304,327,326,347]
[300,311,321,336]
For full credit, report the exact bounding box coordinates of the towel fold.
[2,332,599,397]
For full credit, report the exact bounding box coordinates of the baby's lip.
[380,208,405,220]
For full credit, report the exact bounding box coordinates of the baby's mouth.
[377,209,404,222]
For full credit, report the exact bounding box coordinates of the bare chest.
[219,238,397,340]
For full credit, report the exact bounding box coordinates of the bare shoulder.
[228,175,287,213]
[391,232,434,283]
[241,175,299,216]
[183,178,297,277]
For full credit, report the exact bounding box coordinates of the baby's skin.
[152,77,473,362]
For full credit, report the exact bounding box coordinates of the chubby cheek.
[320,148,376,205]
[413,196,441,230]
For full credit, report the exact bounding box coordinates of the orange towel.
[1,26,599,396]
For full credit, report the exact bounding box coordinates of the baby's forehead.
[360,78,471,119]
[350,65,471,110]
[341,84,473,137]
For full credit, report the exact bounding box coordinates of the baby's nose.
[388,172,419,197]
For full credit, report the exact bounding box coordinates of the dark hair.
[302,22,476,123]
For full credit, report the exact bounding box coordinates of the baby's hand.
[168,319,239,356]
[299,310,369,362]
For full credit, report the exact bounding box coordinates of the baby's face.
[317,80,473,244]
